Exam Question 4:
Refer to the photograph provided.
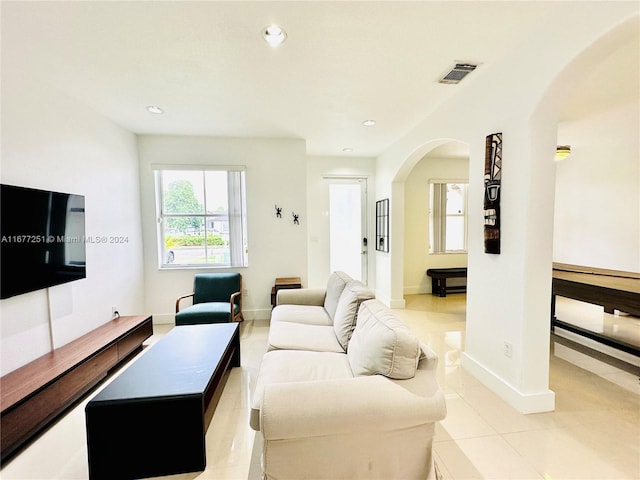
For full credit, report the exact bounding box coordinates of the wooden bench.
[426,268,468,297]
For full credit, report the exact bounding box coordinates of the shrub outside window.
[154,167,248,268]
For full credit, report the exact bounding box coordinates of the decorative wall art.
[484,132,502,254]
[274,204,300,225]
[376,199,389,252]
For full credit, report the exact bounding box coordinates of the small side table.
[271,277,302,307]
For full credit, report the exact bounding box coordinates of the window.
[154,167,248,268]
[429,181,468,253]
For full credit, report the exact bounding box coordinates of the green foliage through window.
[155,169,248,268]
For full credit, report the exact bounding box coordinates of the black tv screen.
[1,184,86,299]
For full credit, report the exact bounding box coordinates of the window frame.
[429,179,469,254]
[153,165,248,269]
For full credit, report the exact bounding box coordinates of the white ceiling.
[2,2,636,157]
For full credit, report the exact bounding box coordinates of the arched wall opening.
[550,16,639,273]
[379,10,638,413]
[544,15,639,364]
[402,141,470,296]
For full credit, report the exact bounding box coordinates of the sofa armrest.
[276,288,326,306]
[260,375,446,440]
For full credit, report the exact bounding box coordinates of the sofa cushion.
[271,304,332,326]
[332,281,375,350]
[267,323,344,353]
[250,350,354,430]
[323,271,353,321]
[347,300,421,380]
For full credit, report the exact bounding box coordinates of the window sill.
[158,265,248,271]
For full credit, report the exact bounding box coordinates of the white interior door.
[328,178,367,283]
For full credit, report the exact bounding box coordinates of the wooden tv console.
[0,315,153,463]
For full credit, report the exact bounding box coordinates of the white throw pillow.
[323,271,353,320]
[332,281,375,350]
[347,299,421,379]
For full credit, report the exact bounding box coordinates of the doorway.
[327,178,368,283]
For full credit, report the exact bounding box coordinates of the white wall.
[374,4,638,413]
[306,156,376,289]
[137,136,308,322]
[554,101,640,272]
[1,75,145,375]
[404,155,469,294]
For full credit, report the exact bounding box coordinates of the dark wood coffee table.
[85,322,240,479]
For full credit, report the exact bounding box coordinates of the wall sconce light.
[555,145,571,161]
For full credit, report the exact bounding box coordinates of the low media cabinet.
[0,315,153,463]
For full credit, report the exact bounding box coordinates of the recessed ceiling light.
[262,24,287,47]
[362,119,376,127]
[146,105,164,114]
[342,148,354,153]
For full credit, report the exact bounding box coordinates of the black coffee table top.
[90,323,239,403]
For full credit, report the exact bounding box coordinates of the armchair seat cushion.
[175,302,239,325]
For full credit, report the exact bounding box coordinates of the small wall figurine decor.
[484,132,502,254]
[275,205,283,218]
[376,199,389,252]
[292,212,300,225]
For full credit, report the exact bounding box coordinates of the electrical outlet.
[503,341,513,358]
[243,289,249,296]
[112,305,120,318]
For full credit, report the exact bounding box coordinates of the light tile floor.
[1,294,638,480]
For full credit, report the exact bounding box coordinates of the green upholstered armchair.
[175,273,243,325]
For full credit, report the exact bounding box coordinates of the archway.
[545,15,639,365]
[402,141,470,296]
[378,12,638,413]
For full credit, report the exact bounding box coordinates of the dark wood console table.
[551,264,639,356]
[85,322,240,479]
[0,315,153,463]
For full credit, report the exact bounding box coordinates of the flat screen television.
[1,184,86,299]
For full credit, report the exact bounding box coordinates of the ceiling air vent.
[438,63,478,84]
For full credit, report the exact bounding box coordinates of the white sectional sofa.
[251,272,447,480]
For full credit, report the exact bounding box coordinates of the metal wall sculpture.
[484,132,502,254]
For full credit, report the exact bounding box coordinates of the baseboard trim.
[389,298,406,309]
[403,285,431,295]
[461,352,555,414]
